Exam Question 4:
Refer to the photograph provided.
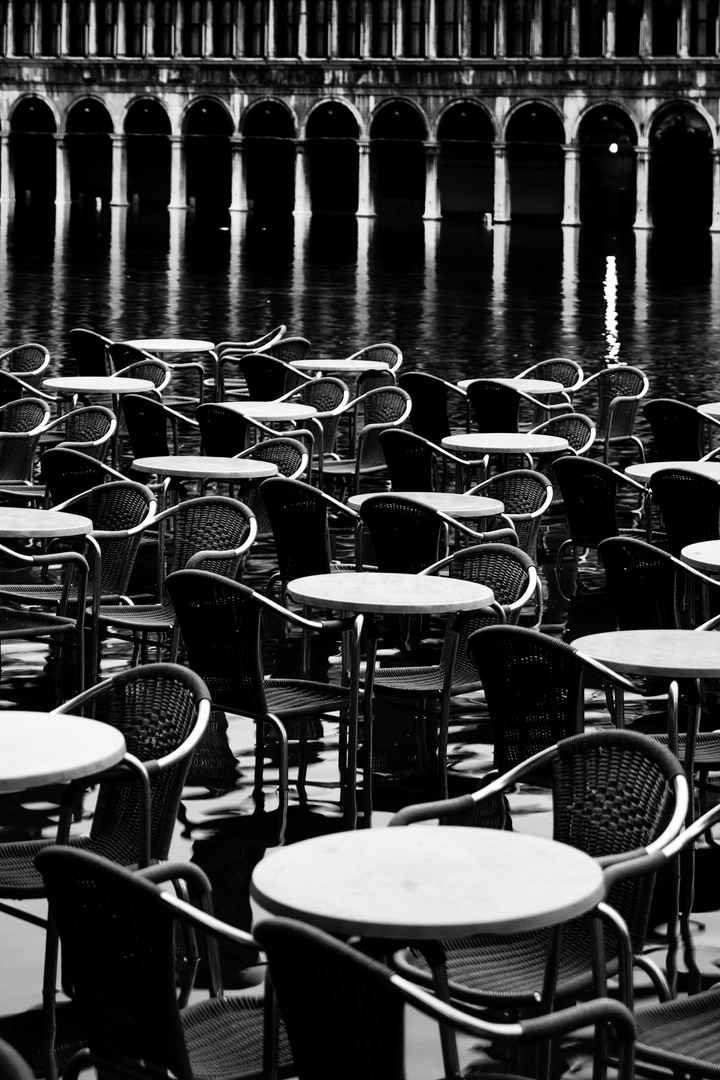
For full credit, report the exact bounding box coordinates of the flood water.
[0,206,717,1070]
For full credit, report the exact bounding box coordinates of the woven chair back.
[600,536,686,630]
[65,480,155,596]
[56,405,115,460]
[196,403,251,456]
[552,456,621,549]
[466,379,522,434]
[593,365,648,439]
[650,466,720,556]
[40,448,121,505]
[360,494,444,574]
[643,398,706,461]
[261,477,336,581]
[0,343,50,388]
[380,428,435,491]
[398,371,452,444]
[67,328,113,378]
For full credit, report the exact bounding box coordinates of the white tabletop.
[0,508,93,538]
[132,454,278,481]
[348,491,505,518]
[574,629,720,679]
[44,376,155,394]
[217,400,317,421]
[123,338,215,355]
[458,378,565,395]
[292,358,390,373]
[287,571,494,615]
[681,541,720,575]
[251,827,604,940]
[0,712,126,793]
[698,402,720,419]
[443,432,569,455]
[626,460,720,483]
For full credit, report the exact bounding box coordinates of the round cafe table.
[347,491,505,518]
[0,711,125,794]
[132,454,278,483]
[626,460,720,483]
[43,376,155,396]
[123,338,215,357]
[681,540,720,577]
[0,508,93,538]
[251,826,604,940]
[292,358,390,374]
[216,400,317,422]
[457,377,565,395]
[443,432,568,456]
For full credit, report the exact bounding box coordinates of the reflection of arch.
[66,97,113,203]
[649,104,713,227]
[306,101,359,213]
[241,100,296,215]
[578,105,637,224]
[125,98,171,207]
[10,96,56,203]
[184,98,234,209]
[370,100,428,216]
[437,102,494,216]
[505,103,565,221]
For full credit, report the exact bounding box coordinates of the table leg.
[361,619,381,828]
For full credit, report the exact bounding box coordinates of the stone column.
[0,133,12,203]
[168,134,186,209]
[427,0,437,57]
[5,0,13,56]
[294,140,312,214]
[298,0,308,56]
[569,0,580,56]
[330,0,340,55]
[117,0,127,54]
[422,141,441,219]
[640,0,651,55]
[493,141,510,223]
[267,0,276,55]
[204,0,213,55]
[495,0,506,56]
[55,134,71,204]
[174,0,183,56]
[230,137,248,211]
[356,139,375,217]
[110,134,128,205]
[678,0,689,56]
[394,0,402,55]
[88,0,97,54]
[561,144,581,225]
[530,0,543,56]
[459,0,469,56]
[605,0,616,56]
[146,0,155,55]
[634,145,652,229]
[711,149,720,232]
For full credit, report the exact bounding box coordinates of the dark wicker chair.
[118,356,171,394]
[166,568,357,836]
[0,343,51,389]
[576,364,648,465]
[235,437,310,533]
[379,428,487,493]
[465,378,562,435]
[213,325,288,398]
[255,915,635,1080]
[67,328,113,378]
[643,398,710,461]
[95,496,257,665]
[278,375,349,483]
[195,402,278,458]
[0,370,55,408]
[36,848,294,1080]
[516,356,584,392]
[464,468,553,562]
[40,404,116,460]
[398,370,467,444]
[239,353,313,400]
[322,386,413,497]
[0,664,211,1078]
[38,447,128,506]
[392,724,688,1017]
[347,341,402,373]
[648,466,720,556]
[528,412,596,475]
[0,397,50,488]
[0,1039,34,1080]
[110,341,207,406]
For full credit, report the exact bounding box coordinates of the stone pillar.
[298,0,308,56]
[394,0,402,55]
[493,142,510,223]
[678,0,689,56]
[634,145,652,229]
[561,144,581,226]
[168,135,186,209]
[204,0,213,55]
[0,133,12,203]
[530,0,543,56]
[640,0,651,55]
[110,134,128,206]
[427,0,437,57]
[569,0,580,56]
[117,0,127,54]
[88,0,97,54]
[55,135,71,204]
[293,140,312,214]
[711,149,720,233]
[330,0,340,55]
[496,0,506,56]
[230,137,248,212]
[146,0,155,55]
[422,142,441,220]
[267,0,276,55]
[605,0,616,56]
[5,0,13,56]
[459,0,469,56]
[60,0,70,54]
[356,139,375,217]
[174,0,183,56]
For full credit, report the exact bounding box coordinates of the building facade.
[0,1,719,227]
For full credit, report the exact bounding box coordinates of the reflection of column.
[493,142,510,223]
[492,223,510,332]
[293,140,312,214]
[634,145,652,229]
[561,144,581,226]
[230,137,248,212]
[110,134,128,205]
[711,150,720,233]
[168,135,186,209]
[605,0,616,56]
[167,208,183,327]
[634,228,649,360]
[423,142,441,220]
[356,216,372,342]
[109,207,126,327]
[562,225,580,343]
[55,134,71,203]
[0,133,11,202]
[356,139,375,217]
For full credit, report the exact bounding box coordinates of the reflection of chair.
[380,428,486,492]
[649,466,720,556]
[167,568,356,836]
[398,370,467,444]
[255,916,635,1080]
[322,386,412,497]
[95,496,256,665]
[0,343,51,389]
[393,722,687,1020]
[643,398,709,461]
[41,405,116,460]
[36,848,293,1080]
[464,468,553,561]
[577,364,648,465]
[67,328,113,377]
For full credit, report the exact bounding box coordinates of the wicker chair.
[38,447,127,505]
[0,343,51,389]
[364,544,537,800]
[234,437,310,533]
[463,469,553,562]
[0,370,55,407]
[643,398,710,461]
[1,664,211,1078]
[195,402,280,458]
[346,341,402,373]
[95,496,257,665]
[379,428,487,492]
[322,386,412,497]
[36,848,294,1080]
[255,915,635,1080]
[238,352,313,400]
[648,466,720,555]
[528,412,596,472]
[278,375,349,483]
[0,398,51,492]
[576,364,648,465]
[110,342,205,405]
[40,405,116,460]
[516,356,584,392]
[213,325,288,398]
[465,378,562,434]
[398,370,467,444]
[67,328,113,378]
[121,393,199,495]
[392,723,688,1019]
[166,568,358,836]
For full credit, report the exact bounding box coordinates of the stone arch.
[9,95,57,203]
[505,101,565,221]
[241,99,297,215]
[183,97,234,210]
[648,102,713,228]
[125,97,172,207]
[577,103,638,224]
[65,96,114,204]
[369,98,429,217]
[305,99,360,213]
[436,100,495,216]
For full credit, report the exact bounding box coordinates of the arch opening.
[242,102,296,216]
[578,106,637,224]
[505,105,564,221]
[184,100,233,210]
[650,105,713,228]
[306,103,359,213]
[370,102,427,217]
[437,103,494,216]
[125,100,172,207]
[10,97,56,203]
[66,99,113,204]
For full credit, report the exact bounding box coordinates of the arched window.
[214,0,234,56]
[275,0,298,56]
[615,0,642,55]
[404,0,427,56]
[69,2,89,56]
[468,0,496,57]
[652,0,680,54]
[14,1,34,56]
[543,0,571,55]
[126,1,145,55]
[154,1,174,56]
[40,0,60,55]
[437,0,459,55]
[507,0,532,57]
[371,0,393,56]
[338,0,361,55]
[97,1,117,56]
[690,0,717,54]
[579,0,604,56]
[307,0,329,56]
[183,0,204,55]
[244,0,266,55]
